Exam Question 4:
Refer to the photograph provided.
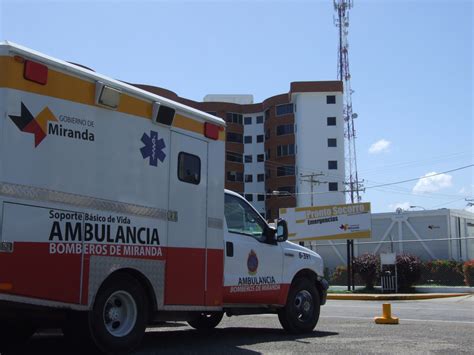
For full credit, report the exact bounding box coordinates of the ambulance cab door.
[223,193,284,305]
[165,131,208,305]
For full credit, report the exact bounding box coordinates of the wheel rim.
[293,290,314,323]
[103,290,137,337]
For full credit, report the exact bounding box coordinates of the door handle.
[226,242,234,257]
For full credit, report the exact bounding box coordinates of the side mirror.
[263,225,276,244]
[276,219,288,242]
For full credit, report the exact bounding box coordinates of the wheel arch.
[94,268,158,316]
[290,269,325,305]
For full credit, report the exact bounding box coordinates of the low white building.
[310,208,474,271]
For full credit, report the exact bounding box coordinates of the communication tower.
[334,0,362,291]
[334,0,363,203]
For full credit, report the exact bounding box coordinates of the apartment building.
[133,81,345,220]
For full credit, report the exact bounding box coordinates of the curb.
[327,293,469,301]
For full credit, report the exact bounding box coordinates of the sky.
[0,0,472,213]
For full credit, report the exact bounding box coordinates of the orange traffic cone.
[374,303,399,324]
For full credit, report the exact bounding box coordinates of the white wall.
[293,92,345,207]
[243,113,266,215]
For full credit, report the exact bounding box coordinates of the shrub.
[396,254,422,291]
[463,260,474,287]
[420,260,464,286]
[353,253,380,290]
[330,265,348,285]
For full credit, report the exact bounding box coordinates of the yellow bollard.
[374,303,399,324]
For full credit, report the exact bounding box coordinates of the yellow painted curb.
[327,293,468,301]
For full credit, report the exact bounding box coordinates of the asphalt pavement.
[5,295,473,354]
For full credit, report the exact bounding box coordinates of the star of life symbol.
[140,130,166,167]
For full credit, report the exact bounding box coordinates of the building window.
[276,103,294,116]
[256,115,264,124]
[277,144,295,157]
[327,116,336,126]
[326,95,336,104]
[277,166,295,177]
[244,155,253,163]
[245,174,253,183]
[227,132,243,143]
[226,151,243,163]
[245,194,253,202]
[257,194,265,201]
[328,160,338,169]
[276,124,294,136]
[257,154,264,162]
[226,112,243,124]
[227,171,243,182]
[328,182,338,191]
[257,135,264,143]
[265,149,271,160]
[244,135,252,144]
[244,116,252,125]
[178,152,201,185]
[257,174,264,182]
[328,138,337,147]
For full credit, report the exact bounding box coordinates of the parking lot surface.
[5,295,473,354]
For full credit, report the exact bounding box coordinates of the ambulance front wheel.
[89,273,148,353]
[278,278,321,334]
[188,312,223,330]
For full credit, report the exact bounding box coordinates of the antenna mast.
[334,0,362,204]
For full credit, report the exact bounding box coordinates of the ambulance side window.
[178,152,201,185]
[224,194,265,242]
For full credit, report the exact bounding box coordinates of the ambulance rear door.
[165,131,208,305]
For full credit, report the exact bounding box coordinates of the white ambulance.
[0,42,328,353]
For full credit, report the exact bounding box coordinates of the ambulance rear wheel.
[89,273,148,353]
[188,312,223,330]
[278,278,320,334]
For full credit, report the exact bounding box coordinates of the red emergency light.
[204,122,220,140]
[23,60,48,85]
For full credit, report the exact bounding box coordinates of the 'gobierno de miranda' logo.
[9,102,94,147]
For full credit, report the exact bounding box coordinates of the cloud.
[388,202,411,211]
[458,187,467,194]
[412,172,453,194]
[369,139,391,154]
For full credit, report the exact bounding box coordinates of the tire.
[88,273,149,353]
[187,312,223,330]
[278,278,320,334]
[0,321,36,351]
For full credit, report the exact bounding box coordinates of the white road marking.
[321,315,474,325]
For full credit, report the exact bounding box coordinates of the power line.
[364,164,474,189]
